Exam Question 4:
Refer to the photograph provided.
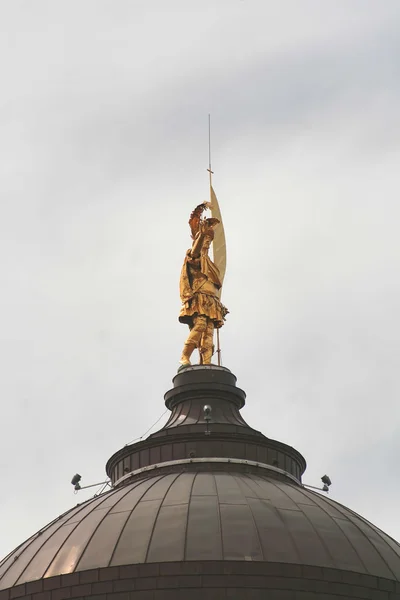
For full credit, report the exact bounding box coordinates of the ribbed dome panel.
[1,470,400,590]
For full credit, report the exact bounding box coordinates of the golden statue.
[179,190,228,366]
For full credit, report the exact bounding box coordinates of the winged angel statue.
[179,191,228,366]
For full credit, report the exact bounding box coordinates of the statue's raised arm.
[179,202,228,367]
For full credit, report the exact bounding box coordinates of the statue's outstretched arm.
[188,203,207,239]
[190,229,205,259]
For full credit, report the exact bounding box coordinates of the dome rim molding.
[113,455,302,487]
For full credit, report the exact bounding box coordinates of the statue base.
[177,362,219,373]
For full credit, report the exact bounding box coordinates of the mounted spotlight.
[203,405,212,420]
[203,404,212,436]
[71,474,82,490]
[321,474,332,487]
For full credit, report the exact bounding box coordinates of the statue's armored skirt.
[179,252,228,329]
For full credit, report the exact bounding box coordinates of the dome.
[1,469,400,590]
[1,367,399,599]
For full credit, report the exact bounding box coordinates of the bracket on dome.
[303,474,332,494]
[70,473,111,494]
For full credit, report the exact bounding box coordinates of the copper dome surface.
[2,367,400,599]
[1,469,400,590]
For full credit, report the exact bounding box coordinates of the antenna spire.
[207,114,221,366]
[207,113,214,191]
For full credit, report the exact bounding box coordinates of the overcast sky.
[1,0,400,559]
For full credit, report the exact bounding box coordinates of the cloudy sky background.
[1,0,400,558]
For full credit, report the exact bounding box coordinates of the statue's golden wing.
[210,185,226,294]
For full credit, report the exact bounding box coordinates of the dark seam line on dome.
[233,472,260,498]
[227,401,245,426]
[163,418,172,428]
[6,491,111,587]
[169,401,182,426]
[326,493,400,556]
[182,472,198,560]
[276,481,338,568]
[0,534,39,579]
[143,472,182,563]
[327,493,400,566]
[0,554,13,571]
[163,408,176,428]
[107,474,165,567]
[37,483,139,580]
[173,397,185,424]
[243,474,302,562]
[321,494,398,580]
[338,510,399,581]
[181,398,192,426]
[12,518,82,586]
[223,399,234,424]
[247,474,301,556]
[218,394,230,423]
[73,481,145,572]
[177,398,187,425]
[0,499,83,571]
[232,474,265,561]
[62,490,116,526]
[0,539,35,585]
[337,515,397,580]
[213,472,225,560]
[231,401,248,426]
[0,493,105,584]
[0,530,55,581]
[362,522,400,560]
[295,486,370,574]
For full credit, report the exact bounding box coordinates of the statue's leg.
[180,315,208,365]
[200,319,214,364]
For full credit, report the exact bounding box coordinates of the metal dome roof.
[1,468,400,590]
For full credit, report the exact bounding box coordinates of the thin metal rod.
[303,484,327,492]
[207,113,213,189]
[208,114,221,366]
[76,480,109,491]
[216,327,221,366]
[208,113,212,174]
